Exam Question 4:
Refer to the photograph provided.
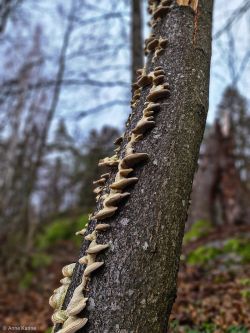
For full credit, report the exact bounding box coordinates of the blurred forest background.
[0,0,250,332]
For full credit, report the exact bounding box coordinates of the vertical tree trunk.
[51,1,213,332]
[131,0,143,82]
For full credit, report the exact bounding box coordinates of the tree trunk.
[131,0,143,83]
[52,1,213,332]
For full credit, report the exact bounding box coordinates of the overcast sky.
[1,0,249,138]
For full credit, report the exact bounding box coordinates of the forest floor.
[1,223,250,333]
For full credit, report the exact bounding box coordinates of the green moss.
[19,271,34,289]
[224,238,250,263]
[31,252,52,269]
[36,214,89,249]
[184,220,212,245]
[226,327,248,333]
[240,289,250,301]
[187,245,222,265]
[187,237,250,266]
[239,278,250,286]
[169,321,248,333]
[44,328,53,333]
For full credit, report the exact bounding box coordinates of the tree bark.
[53,1,213,332]
[131,0,143,83]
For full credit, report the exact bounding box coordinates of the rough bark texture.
[58,1,213,332]
[131,0,143,83]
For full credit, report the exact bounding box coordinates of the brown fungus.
[153,74,165,85]
[95,223,111,231]
[110,177,138,190]
[104,192,130,206]
[147,83,170,102]
[147,38,159,51]
[67,297,88,316]
[60,277,71,285]
[78,256,88,265]
[75,228,87,236]
[98,155,119,167]
[119,168,134,177]
[100,172,110,179]
[87,243,109,254]
[94,206,118,220]
[58,317,88,333]
[122,153,149,168]
[93,178,106,186]
[93,186,103,195]
[85,232,96,241]
[114,136,123,146]
[132,116,156,135]
[52,310,68,325]
[62,263,76,278]
[137,74,152,87]
[66,283,88,315]
[153,4,172,19]
[83,261,104,276]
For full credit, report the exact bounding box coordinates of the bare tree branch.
[213,0,250,39]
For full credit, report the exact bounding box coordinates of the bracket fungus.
[60,277,71,285]
[75,228,86,236]
[94,206,118,220]
[83,261,104,276]
[147,83,171,102]
[93,177,106,186]
[67,297,88,316]
[95,223,110,231]
[52,310,68,325]
[98,155,119,167]
[114,136,123,146]
[122,153,149,168]
[57,317,88,333]
[62,263,76,278]
[66,283,88,316]
[78,255,88,265]
[153,1,172,20]
[100,172,110,179]
[87,243,110,255]
[110,177,138,190]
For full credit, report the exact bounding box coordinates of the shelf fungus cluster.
[145,35,168,61]
[49,1,174,332]
[148,0,174,27]
[49,263,75,331]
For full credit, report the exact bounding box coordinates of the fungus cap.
[87,243,109,254]
[52,310,68,324]
[104,192,130,206]
[122,153,149,168]
[62,263,76,277]
[94,206,118,220]
[83,261,104,276]
[110,177,138,190]
[58,317,88,333]
[95,223,111,231]
[67,297,88,316]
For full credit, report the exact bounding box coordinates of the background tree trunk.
[56,1,213,332]
[131,0,143,83]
